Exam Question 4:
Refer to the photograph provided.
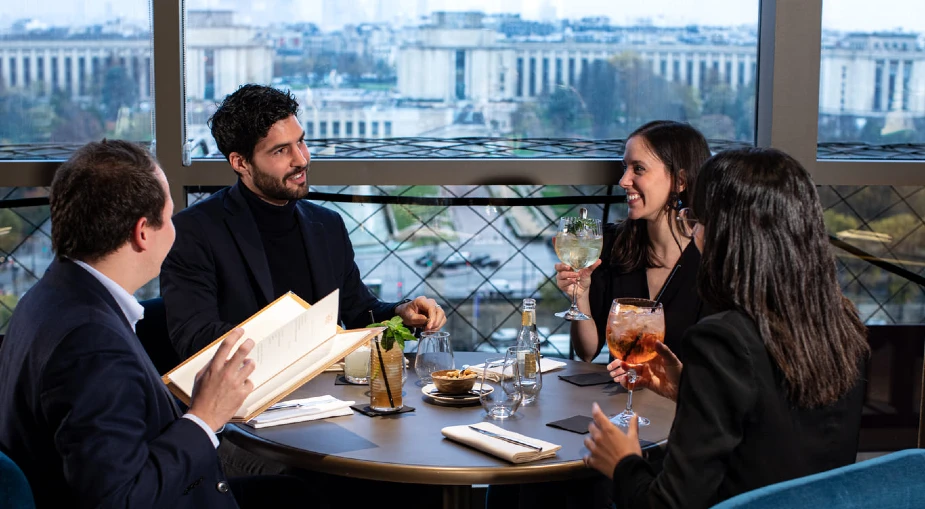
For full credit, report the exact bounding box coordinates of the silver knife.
[468,426,543,451]
[265,402,318,412]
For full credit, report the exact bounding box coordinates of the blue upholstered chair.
[712,449,925,509]
[0,450,35,509]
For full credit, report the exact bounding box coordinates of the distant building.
[0,30,151,101]
[185,10,274,101]
[397,11,757,106]
[819,32,924,118]
[0,10,273,103]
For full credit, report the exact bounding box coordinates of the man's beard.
[251,164,309,202]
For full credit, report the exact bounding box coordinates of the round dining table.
[224,351,676,509]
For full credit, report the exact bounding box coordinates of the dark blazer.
[612,310,866,509]
[0,258,236,508]
[161,182,397,359]
[589,223,707,362]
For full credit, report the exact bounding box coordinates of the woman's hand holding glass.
[553,216,604,320]
[553,259,602,303]
[608,342,683,402]
[583,402,643,480]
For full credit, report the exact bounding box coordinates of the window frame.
[1,0,924,208]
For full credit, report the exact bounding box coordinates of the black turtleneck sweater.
[239,181,314,304]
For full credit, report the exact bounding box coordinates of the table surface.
[225,352,676,486]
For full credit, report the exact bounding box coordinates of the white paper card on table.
[244,395,354,429]
[441,422,561,464]
[470,357,567,379]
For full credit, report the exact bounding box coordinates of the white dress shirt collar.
[71,259,146,331]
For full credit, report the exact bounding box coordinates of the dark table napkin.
[546,415,594,434]
[350,404,415,417]
[558,372,614,387]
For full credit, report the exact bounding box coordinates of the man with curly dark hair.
[161,84,446,363]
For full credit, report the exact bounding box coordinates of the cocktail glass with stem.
[554,216,603,320]
[606,298,665,427]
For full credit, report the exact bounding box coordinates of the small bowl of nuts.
[431,368,478,394]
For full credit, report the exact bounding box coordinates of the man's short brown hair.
[50,140,166,262]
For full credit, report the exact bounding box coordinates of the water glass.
[414,331,454,384]
[344,342,371,384]
[479,354,523,419]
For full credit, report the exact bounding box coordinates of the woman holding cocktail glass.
[584,148,870,509]
[554,120,712,363]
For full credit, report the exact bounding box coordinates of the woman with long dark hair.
[555,120,712,362]
[584,148,870,508]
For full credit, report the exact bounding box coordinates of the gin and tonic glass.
[554,216,603,320]
[606,298,665,427]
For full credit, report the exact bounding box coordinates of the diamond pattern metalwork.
[2,183,924,349]
[821,185,925,325]
[7,139,924,160]
[0,187,51,333]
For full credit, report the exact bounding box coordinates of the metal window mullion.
[756,0,823,173]
[152,0,188,209]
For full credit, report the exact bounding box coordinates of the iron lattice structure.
[3,138,924,159]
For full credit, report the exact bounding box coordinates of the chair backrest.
[861,325,925,452]
[712,449,925,509]
[0,450,35,509]
[920,359,924,448]
[136,297,180,375]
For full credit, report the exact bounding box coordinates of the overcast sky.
[1,0,923,32]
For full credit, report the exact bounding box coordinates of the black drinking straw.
[370,310,395,408]
[653,263,681,305]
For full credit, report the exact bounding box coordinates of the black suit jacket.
[612,310,866,509]
[0,259,236,508]
[161,182,397,359]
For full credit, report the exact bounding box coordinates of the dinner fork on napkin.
[441,422,561,463]
[245,395,354,429]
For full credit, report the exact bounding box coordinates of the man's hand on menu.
[396,296,447,331]
[188,328,257,431]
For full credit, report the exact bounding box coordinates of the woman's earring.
[669,192,682,211]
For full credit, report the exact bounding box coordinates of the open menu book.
[162,289,384,422]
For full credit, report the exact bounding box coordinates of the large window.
[822,185,925,325]
[0,2,154,160]
[184,1,760,158]
[818,0,925,158]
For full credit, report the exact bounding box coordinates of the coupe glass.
[606,298,665,427]
[414,331,454,385]
[554,216,604,320]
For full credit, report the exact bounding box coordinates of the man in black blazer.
[0,140,262,508]
[160,84,445,360]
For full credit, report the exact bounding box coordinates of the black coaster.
[558,372,614,387]
[546,415,594,434]
[335,374,368,386]
[349,404,416,417]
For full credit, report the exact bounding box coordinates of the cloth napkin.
[244,395,353,429]
[558,372,615,387]
[470,357,567,380]
[441,422,561,464]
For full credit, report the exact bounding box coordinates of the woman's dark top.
[612,310,866,509]
[588,222,706,362]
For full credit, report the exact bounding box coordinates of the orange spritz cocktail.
[606,299,665,364]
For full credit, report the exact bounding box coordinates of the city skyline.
[2,1,925,33]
